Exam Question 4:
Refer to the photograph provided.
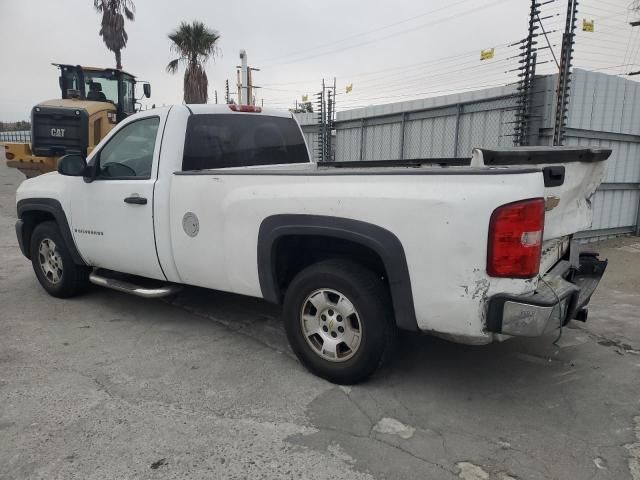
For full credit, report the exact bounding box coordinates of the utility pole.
[214,90,218,104]
[626,5,640,74]
[225,80,230,104]
[315,78,336,162]
[236,50,261,105]
[553,0,578,146]
[315,80,325,162]
[239,49,249,104]
[247,67,252,105]
[513,0,540,146]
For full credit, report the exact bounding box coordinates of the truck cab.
[57,64,140,123]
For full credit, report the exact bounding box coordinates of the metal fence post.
[359,118,365,161]
[453,103,462,157]
[636,194,640,236]
[399,112,406,160]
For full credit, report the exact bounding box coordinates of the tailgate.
[473,147,611,240]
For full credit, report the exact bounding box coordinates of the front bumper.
[487,252,607,337]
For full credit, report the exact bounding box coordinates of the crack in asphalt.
[575,324,640,355]
[163,296,298,361]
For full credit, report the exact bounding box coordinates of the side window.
[121,79,135,115]
[182,114,309,171]
[98,117,159,179]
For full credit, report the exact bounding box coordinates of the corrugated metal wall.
[297,84,520,162]
[297,69,640,239]
[531,69,640,239]
[569,71,640,239]
[336,84,519,162]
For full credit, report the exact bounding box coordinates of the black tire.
[283,259,396,385]
[30,221,90,298]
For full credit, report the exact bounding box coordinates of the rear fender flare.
[257,214,418,331]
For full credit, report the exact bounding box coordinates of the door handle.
[124,195,147,205]
[542,166,565,187]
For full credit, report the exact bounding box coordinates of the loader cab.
[56,64,149,122]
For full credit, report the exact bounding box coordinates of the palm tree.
[167,21,220,104]
[93,0,135,70]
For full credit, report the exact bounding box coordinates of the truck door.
[68,114,165,280]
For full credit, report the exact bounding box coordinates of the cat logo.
[50,128,65,138]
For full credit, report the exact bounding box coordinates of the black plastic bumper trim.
[487,254,608,334]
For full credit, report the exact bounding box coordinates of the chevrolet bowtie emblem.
[545,196,560,211]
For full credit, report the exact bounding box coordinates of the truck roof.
[52,63,137,78]
[186,104,293,118]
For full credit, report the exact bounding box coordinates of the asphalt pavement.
[1,159,639,480]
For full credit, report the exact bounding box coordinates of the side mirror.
[143,83,151,98]
[57,154,87,176]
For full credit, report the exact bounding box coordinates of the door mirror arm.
[83,160,97,183]
[82,157,100,183]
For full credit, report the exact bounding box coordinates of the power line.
[263,0,513,67]
[261,0,477,64]
[262,38,522,89]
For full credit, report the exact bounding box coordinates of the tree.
[167,21,220,104]
[93,0,135,70]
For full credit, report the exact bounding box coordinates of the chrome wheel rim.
[300,288,363,362]
[38,238,63,285]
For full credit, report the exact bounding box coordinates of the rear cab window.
[182,114,309,171]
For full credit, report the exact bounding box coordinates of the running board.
[89,271,182,298]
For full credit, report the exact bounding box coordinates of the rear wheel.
[283,259,396,384]
[30,221,90,298]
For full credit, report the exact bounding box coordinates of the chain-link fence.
[0,125,30,143]
[332,94,519,162]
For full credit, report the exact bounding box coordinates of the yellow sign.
[480,48,495,61]
[346,83,353,94]
[301,95,308,102]
[582,19,594,32]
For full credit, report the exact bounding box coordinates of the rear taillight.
[228,104,262,113]
[487,198,545,278]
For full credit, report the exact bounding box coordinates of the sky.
[0,0,638,121]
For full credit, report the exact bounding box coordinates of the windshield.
[84,71,118,104]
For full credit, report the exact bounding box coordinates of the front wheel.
[283,260,396,384]
[30,221,90,298]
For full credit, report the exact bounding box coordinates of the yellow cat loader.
[4,64,150,177]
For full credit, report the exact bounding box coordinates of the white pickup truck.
[15,104,610,384]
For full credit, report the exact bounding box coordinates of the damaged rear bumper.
[486,252,607,337]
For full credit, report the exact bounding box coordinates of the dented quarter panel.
[168,169,546,343]
[542,160,607,239]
